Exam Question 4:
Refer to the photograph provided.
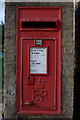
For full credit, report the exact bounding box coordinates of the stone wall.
[4,2,74,119]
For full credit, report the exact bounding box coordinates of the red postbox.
[16,7,62,115]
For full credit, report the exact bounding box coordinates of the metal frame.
[16,7,62,115]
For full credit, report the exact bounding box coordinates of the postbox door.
[22,39,57,108]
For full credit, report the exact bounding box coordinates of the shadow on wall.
[74,2,80,119]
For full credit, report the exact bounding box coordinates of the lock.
[27,76,34,85]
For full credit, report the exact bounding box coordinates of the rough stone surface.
[4,2,74,119]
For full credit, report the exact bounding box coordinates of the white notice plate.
[30,47,47,74]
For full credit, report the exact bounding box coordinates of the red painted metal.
[16,7,62,115]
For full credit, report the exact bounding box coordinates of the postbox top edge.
[17,7,62,10]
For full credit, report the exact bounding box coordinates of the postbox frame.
[16,7,62,115]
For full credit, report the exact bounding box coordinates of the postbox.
[16,7,62,115]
